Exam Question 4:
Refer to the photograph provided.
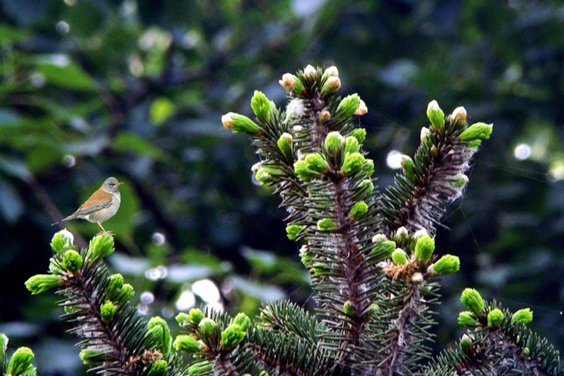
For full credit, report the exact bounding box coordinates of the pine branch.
[425,293,564,376]
[379,104,491,236]
[25,230,182,376]
[258,301,324,346]
[223,66,384,370]
[0,333,37,376]
[247,328,337,376]
[374,282,439,375]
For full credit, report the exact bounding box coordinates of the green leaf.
[0,24,30,43]
[149,97,176,126]
[36,62,99,91]
[113,132,169,162]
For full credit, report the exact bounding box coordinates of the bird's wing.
[74,196,114,215]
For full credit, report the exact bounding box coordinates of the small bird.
[53,177,123,233]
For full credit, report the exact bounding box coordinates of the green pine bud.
[467,139,482,149]
[64,302,79,315]
[372,233,388,244]
[319,110,331,123]
[366,303,381,317]
[222,113,260,135]
[336,94,361,119]
[7,347,34,376]
[231,313,251,332]
[299,245,312,268]
[344,136,360,154]
[511,308,533,325]
[324,131,344,156]
[232,114,261,135]
[460,334,473,355]
[414,235,435,262]
[106,273,124,300]
[522,347,530,358]
[79,349,106,364]
[187,361,212,375]
[317,218,337,231]
[488,308,504,328]
[88,234,115,259]
[220,324,246,349]
[63,250,82,272]
[458,311,478,327]
[459,122,493,142]
[305,153,329,174]
[370,240,396,259]
[277,133,293,158]
[363,158,374,177]
[51,230,74,255]
[255,168,273,185]
[116,283,135,305]
[343,300,354,316]
[429,255,460,275]
[49,257,64,275]
[173,335,200,354]
[186,308,205,326]
[460,289,485,315]
[324,66,339,78]
[251,90,272,123]
[279,73,304,94]
[321,76,341,95]
[175,312,190,326]
[198,318,217,337]
[420,127,430,141]
[359,179,374,195]
[426,100,445,131]
[351,128,366,143]
[313,262,330,276]
[294,160,316,180]
[286,224,305,241]
[391,248,408,265]
[350,201,368,220]
[341,152,365,176]
[25,274,60,295]
[101,300,116,323]
[451,106,467,123]
[411,272,424,284]
[258,371,270,376]
[395,227,408,242]
[147,316,172,354]
[412,229,428,243]
[303,64,317,77]
[147,359,168,376]
[50,233,66,256]
[451,174,468,188]
[1,332,7,352]
[400,155,416,179]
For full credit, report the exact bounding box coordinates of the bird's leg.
[96,223,114,236]
[96,223,106,234]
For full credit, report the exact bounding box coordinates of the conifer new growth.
[461,289,485,315]
[7,347,34,376]
[27,65,562,376]
[512,308,533,325]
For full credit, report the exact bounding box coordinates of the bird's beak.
[117,182,124,186]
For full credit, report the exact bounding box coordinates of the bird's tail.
[52,215,73,226]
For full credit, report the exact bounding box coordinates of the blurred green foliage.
[1,0,564,374]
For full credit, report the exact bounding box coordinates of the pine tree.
[14,65,562,376]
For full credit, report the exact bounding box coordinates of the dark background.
[1,0,564,374]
